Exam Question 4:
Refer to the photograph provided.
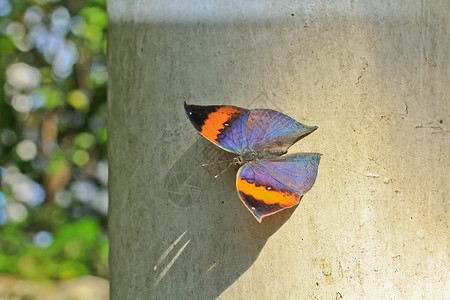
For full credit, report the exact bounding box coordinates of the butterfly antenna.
[214,162,234,179]
[201,159,232,167]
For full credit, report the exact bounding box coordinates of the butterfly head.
[233,156,244,166]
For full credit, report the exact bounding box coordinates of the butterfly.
[184,102,321,222]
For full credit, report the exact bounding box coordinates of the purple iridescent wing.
[245,109,317,153]
[185,103,321,222]
[185,104,317,154]
[184,102,249,154]
[236,153,321,222]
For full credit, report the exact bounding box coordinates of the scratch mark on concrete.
[365,173,380,178]
[154,239,191,287]
[206,258,221,273]
[339,261,344,279]
[154,231,187,271]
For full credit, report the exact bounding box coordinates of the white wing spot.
[267,186,272,190]
[224,123,229,127]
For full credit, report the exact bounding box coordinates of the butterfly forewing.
[184,102,248,154]
[245,109,317,153]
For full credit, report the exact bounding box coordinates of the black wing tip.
[183,101,190,116]
[184,102,198,118]
[183,103,197,127]
[184,102,222,133]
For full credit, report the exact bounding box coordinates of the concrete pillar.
[108,1,449,298]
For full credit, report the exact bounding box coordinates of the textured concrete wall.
[108,1,449,299]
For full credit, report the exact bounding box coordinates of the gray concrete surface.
[108,1,449,299]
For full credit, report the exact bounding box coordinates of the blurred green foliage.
[0,0,108,280]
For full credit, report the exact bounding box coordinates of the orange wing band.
[201,106,241,140]
[237,178,299,207]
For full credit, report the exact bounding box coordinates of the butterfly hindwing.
[184,102,249,154]
[236,153,321,222]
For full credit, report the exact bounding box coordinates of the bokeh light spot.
[0,209,7,225]
[85,24,102,43]
[0,192,5,207]
[12,180,45,207]
[51,6,70,30]
[91,56,108,85]
[67,90,90,112]
[95,161,108,186]
[24,6,44,28]
[33,231,53,248]
[71,180,96,203]
[29,89,46,109]
[6,63,42,91]
[16,140,37,161]
[42,139,57,157]
[90,189,108,215]
[0,0,11,17]
[70,15,86,36]
[6,202,28,222]
[40,86,64,108]
[74,132,95,149]
[1,129,17,146]
[6,21,25,40]
[11,94,33,113]
[55,190,72,208]
[72,149,90,166]
[5,21,32,51]
[81,6,107,28]
[52,41,78,79]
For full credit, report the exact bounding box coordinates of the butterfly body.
[184,102,321,222]
[233,149,286,166]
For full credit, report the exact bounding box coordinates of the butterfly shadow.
[154,137,296,298]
